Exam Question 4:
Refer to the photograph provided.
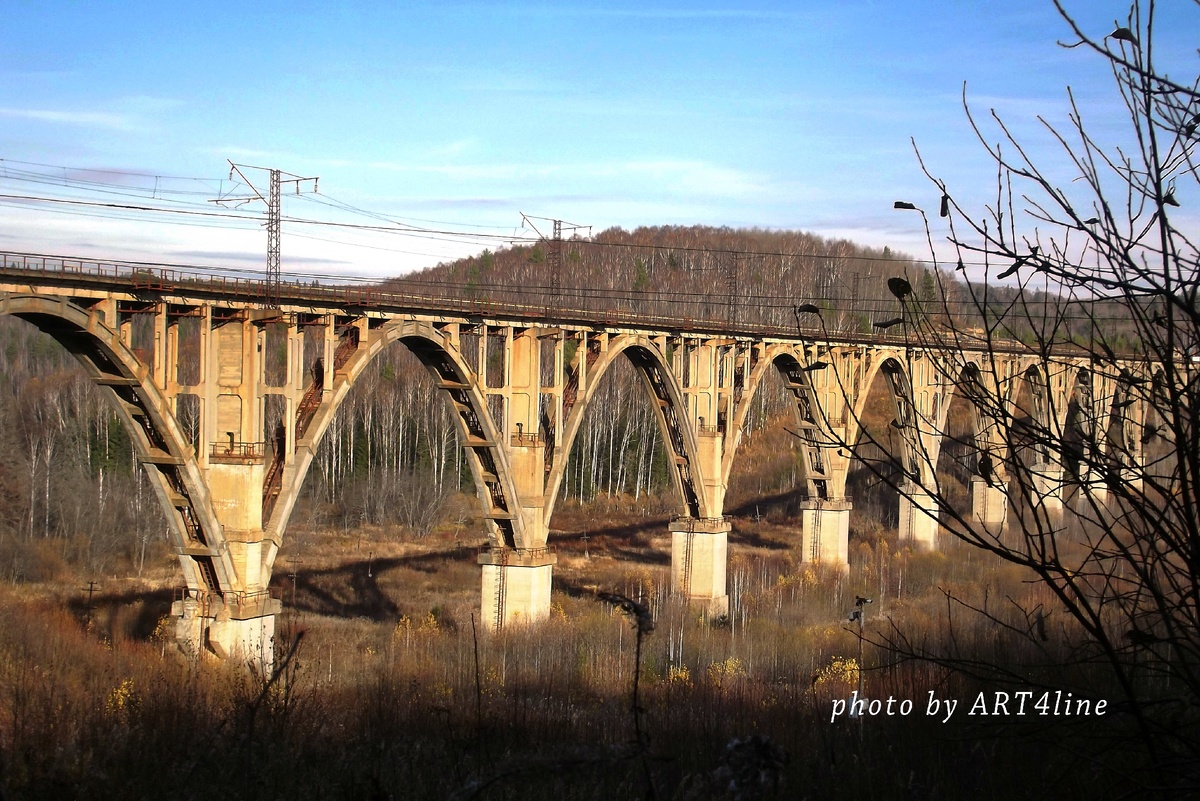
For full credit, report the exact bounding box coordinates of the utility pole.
[83,580,98,628]
[551,218,562,297]
[212,162,319,308]
[267,169,281,305]
[849,595,873,712]
[520,214,590,309]
[725,251,739,328]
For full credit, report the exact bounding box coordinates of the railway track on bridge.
[0,249,1057,356]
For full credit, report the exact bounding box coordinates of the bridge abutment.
[670,518,730,617]
[478,547,556,631]
[193,442,281,667]
[799,499,850,569]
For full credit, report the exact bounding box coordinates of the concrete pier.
[799,499,851,569]
[670,518,730,616]
[479,547,556,631]
[899,483,939,549]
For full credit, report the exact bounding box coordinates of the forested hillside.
[393,225,1144,348]
[397,225,930,334]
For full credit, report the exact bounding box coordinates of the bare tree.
[846,1,1200,790]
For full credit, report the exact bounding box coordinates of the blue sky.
[0,1,1194,278]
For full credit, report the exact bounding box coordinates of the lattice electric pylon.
[211,162,318,308]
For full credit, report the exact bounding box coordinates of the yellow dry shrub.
[707,656,746,688]
[484,665,503,691]
[393,612,442,641]
[149,615,172,643]
[105,678,138,717]
[667,664,692,688]
[639,572,656,599]
[812,656,859,688]
[774,573,798,589]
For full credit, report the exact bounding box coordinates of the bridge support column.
[970,477,1008,535]
[1030,463,1064,518]
[478,547,556,632]
[670,518,729,617]
[899,483,939,549]
[799,499,850,570]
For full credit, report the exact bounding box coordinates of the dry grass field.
[0,488,1149,801]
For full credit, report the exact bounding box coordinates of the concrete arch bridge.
[0,254,1159,666]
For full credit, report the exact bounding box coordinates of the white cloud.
[600,160,764,199]
[314,157,765,199]
[0,107,137,131]
[0,96,182,134]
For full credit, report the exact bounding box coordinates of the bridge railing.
[477,544,555,566]
[209,441,266,462]
[670,514,727,525]
[510,431,542,447]
[173,586,281,607]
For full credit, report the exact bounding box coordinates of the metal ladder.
[810,506,821,562]
[681,518,696,597]
[493,549,508,631]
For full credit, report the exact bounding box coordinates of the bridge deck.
[0,250,1042,355]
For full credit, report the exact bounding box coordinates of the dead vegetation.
[0,481,1154,801]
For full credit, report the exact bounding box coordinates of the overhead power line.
[0,156,1131,276]
[0,189,970,268]
[0,156,226,182]
[0,158,965,267]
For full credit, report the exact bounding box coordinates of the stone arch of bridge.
[851,353,932,486]
[542,334,708,526]
[1010,363,1055,465]
[935,359,1018,534]
[851,350,902,446]
[1150,364,1173,422]
[719,344,839,500]
[1142,367,1172,483]
[1147,367,1169,432]
[273,318,530,550]
[932,353,1022,456]
[934,360,988,468]
[1003,360,1078,516]
[0,294,239,597]
[1103,369,1143,478]
[1062,366,1098,485]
